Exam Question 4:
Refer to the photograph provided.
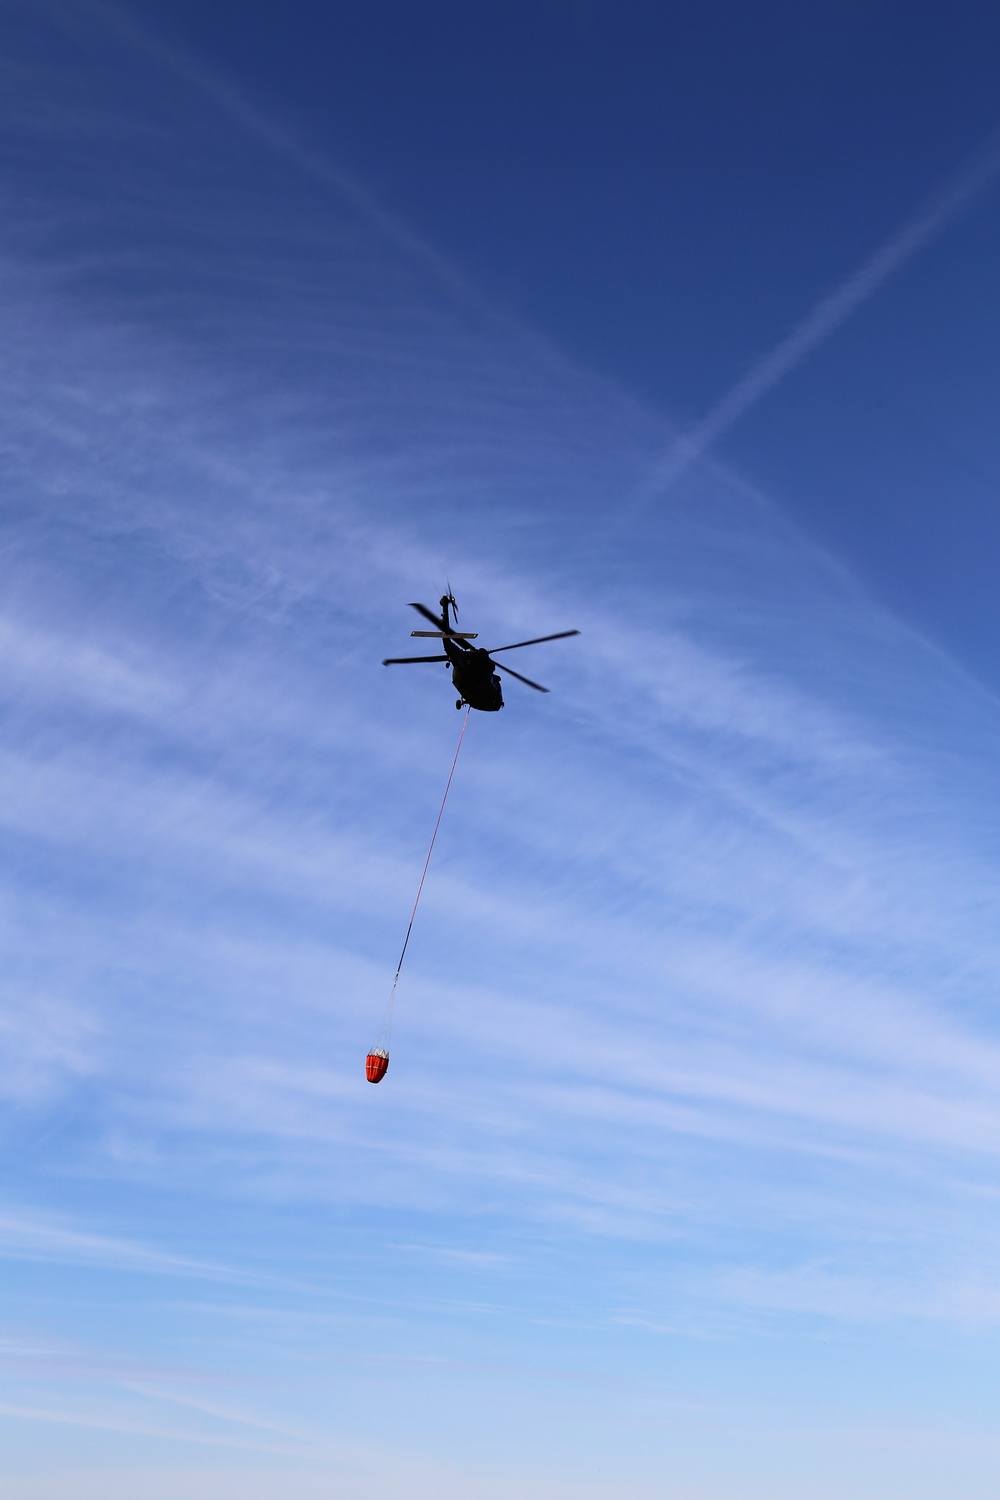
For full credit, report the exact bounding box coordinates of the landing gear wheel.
[456,698,464,709]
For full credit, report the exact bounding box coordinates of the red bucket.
[365,1049,389,1084]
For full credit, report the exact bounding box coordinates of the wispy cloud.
[0,1209,262,1283]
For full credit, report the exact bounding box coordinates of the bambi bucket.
[366,1049,389,1084]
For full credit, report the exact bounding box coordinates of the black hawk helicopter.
[383,594,579,711]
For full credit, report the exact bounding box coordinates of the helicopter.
[383,594,579,711]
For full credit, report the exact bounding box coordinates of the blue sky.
[4,2,1000,1495]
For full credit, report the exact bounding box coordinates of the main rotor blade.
[487,629,580,654]
[494,660,549,692]
[382,654,449,665]
[408,601,448,630]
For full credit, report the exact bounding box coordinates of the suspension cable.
[370,708,471,1060]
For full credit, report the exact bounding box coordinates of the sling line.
[371,707,471,1058]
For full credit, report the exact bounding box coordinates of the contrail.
[61,0,513,318]
[646,131,1000,496]
[54,0,590,384]
[40,0,1000,506]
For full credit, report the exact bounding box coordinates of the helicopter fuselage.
[445,639,504,712]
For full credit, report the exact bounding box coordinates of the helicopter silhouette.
[383,594,579,711]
